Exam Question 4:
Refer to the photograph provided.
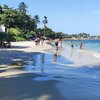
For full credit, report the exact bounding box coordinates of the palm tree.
[18,2,27,15]
[0,5,3,14]
[42,16,48,36]
[33,15,40,31]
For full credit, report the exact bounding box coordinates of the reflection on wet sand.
[70,48,74,58]
[53,52,57,63]
[77,51,82,60]
[40,53,45,72]
[53,49,62,63]
[22,43,100,100]
[69,48,82,60]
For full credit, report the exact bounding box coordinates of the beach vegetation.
[42,16,48,36]
[0,2,67,42]
[18,2,27,15]
[1,2,97,43]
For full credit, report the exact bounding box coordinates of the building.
[0,25,5,32]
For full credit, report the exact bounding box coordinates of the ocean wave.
[77,49,100,59]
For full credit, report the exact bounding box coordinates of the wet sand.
[0,41,66,100]
[0,41,100,100]
[0,72,66,100]
[30,50,100,100]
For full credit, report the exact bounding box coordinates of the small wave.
[77,49,100,59]
[77,49,87,52]
[93,53,100,59]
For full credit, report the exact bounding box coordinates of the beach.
[0,41,66,100]
[0,41,51,67]
[0,41,100,100]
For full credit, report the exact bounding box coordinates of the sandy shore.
[0,40,53,77]
[0,41,51,67]
[0,41,100,100]
[0,41,66,100]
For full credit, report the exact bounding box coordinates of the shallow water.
[24,47,100,100]
[64,40,100,59]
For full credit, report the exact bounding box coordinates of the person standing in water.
[80,41,83,49]
[59,39,63,49]
[70,40,74,49]
[54,39,59,50]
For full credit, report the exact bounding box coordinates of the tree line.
[0,2,67,42]
[0,2,99,45]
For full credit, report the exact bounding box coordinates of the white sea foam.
[60,45,100,67]
[77,49,100,59]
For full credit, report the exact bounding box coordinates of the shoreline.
[0,41,68,100]
[0,41,100,100]
[0,40,100,75]
[61,39,100,67]
[64,38,100,40]
[0,40,52,77]
[0,40,52,67]
[61,46,100,67]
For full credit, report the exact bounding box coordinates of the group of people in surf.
[53,39,83,63]
[54,39,83,51]
[70,40,83,49]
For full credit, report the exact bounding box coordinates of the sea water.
[63,40,100,59]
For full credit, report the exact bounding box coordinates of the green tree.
[29,18,36,31]
[0,5,3,14]
[0,9,18,31]
[42,16,48,36]
[18,2,27,15]
[0,2,68,41]
[33,15,40,31]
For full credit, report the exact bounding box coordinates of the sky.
[0,0,100,35]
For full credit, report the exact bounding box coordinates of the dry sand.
[0,41,51,66]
